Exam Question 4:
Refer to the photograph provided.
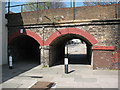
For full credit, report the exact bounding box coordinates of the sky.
[5,1,84,13]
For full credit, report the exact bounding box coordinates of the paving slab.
[18,80,37,88]
[2,83,22,88]
[98,78,118,88]
[74,77,97,83]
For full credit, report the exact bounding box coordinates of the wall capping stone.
[92,46,115,50]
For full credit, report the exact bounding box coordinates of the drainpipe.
[37,0,39,23]
[8,1,10,67]
[71,0,72,8]
[115,4,117,18]
[42,27,45,66]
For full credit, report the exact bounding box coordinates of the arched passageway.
[8,30,42,67]
[65,39,88,64]
[9,35,40,64]
[47,28,97,66]
[3,30,42,82]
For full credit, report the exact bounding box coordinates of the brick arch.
[8,30,43,46]
[45,28,97,45]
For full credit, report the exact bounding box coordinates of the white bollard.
[64,58,68,74]
[20,29,23,33]
[9,56,13,69]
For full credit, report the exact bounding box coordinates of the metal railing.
[6,2,45,13]
[5,2,119,20]
[5,2,72,14]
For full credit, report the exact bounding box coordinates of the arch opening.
[49,34,93,66]
[8,35,41,66]
[65,39,88,64]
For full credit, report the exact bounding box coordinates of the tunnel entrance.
[49,34,92,67]
[8,35,40,66]
[65,39,88,65]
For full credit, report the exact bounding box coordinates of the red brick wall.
[93,50,118,70]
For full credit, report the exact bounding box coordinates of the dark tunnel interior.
[2,35,41,82]
[49,34,92,66]
[8,35,40,65]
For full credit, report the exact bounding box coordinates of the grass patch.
[42,65,47,68]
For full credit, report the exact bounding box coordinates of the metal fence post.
[8,0,10,14]
[21,5,23,12]
[73,0,75,20]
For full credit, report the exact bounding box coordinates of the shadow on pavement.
[68,70,75,74]
[2,59,39,83]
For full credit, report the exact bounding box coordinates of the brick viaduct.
[7,4,120,69]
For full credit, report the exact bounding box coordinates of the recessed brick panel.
[93,50,118,70]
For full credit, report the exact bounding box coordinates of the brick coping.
[92,46,115,50]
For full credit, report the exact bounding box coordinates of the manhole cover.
[29,81,54,90]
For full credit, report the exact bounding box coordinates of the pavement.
[1,64,118,89]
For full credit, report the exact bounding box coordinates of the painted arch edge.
[8,30,43,46]
[44,28,98,45]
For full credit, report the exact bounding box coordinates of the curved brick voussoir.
[8,30,43,46]
[45,28,97,46]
